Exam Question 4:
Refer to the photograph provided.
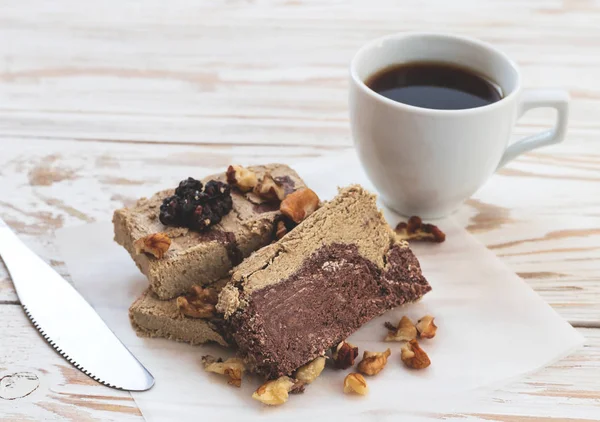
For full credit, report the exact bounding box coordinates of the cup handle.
[497,89,569,169]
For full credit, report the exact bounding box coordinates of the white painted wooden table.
[1,1,599,420]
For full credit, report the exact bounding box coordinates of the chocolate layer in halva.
[217,185,431,379]
[113,164,305,299]
[230,243,429,378]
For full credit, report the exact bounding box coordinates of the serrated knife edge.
[0,218,154,391]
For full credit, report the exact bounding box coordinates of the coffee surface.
[365,62,502,110]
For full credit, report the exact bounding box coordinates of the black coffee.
[365,62,502,110]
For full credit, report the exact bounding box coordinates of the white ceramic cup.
[349,33,569,218]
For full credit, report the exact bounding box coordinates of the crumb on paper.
[395,216,445,243]
[400,340,431,370]
[343,373,368,395]
[416,315,437,339]
[357,348,391,376]
[332,340,359,369]
[202,355,246,387]
[384,316,417,342]
[252,376,296,405]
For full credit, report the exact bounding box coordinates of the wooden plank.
[0,0,599,144]
[0,1,599,418]
[0,305,143,421]
[434,327,600,420]
[453,132,600,326]
[1,301,598,420]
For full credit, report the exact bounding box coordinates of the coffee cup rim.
[350,32,522,115]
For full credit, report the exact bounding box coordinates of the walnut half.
[384,316,417,342]
[254,173,286,202]
[343,373,368,395]
[401,340,431,370]
[395,216,446,243]
[202,355,246,387]
[226,165,258,192]
[252,376,297,405]
[416,315,438,339]
[134,233,171,259]
[357,348,391,376]
[176,285,219,318]
[295,356,326,384]
[280,188,320,224]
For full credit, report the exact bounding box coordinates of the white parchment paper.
[55,150,584,421]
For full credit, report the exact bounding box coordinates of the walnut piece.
[416,315,437,339]
[252,376,296,405]
[280,188,320,223]
[385,316,417,342]
[295,356,326,384]
[401,340,431,370]
[176,285,219,318]
[202,355,246,387]
[332,340,359,369]
[254,173,286,202]
[357,348,391,376]
[133,233,171,259]
[395,216,446,243]
[275,220,288,239]
[343,373,368,395]
[226,165,258,192]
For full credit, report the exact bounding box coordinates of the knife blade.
[0,217,154,391]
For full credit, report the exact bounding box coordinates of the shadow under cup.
[349,33,521,218]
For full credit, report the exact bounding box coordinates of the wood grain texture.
[0,305,143,421]
[436,327,600,421]
[1,0,599,420]
[0,303,598,421]
[0,0,599,145]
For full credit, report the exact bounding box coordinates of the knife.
[0,217,154,391]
